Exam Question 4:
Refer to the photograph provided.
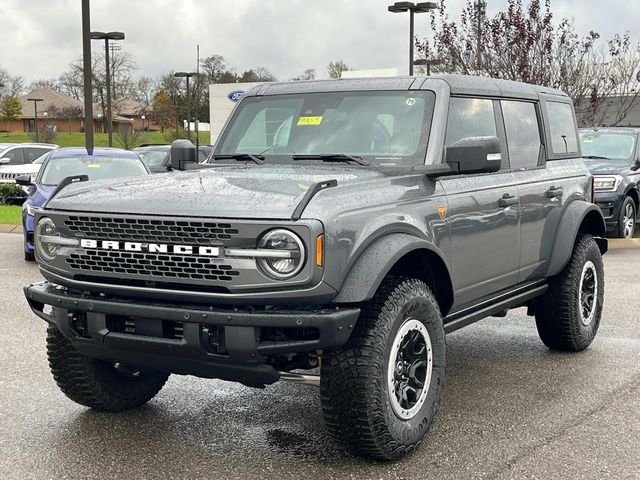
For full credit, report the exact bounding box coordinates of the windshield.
[136,149,169,166]
[216,91,435,167]
[32,152,49,164]
[40,156,148,186]
[580,132,636,161]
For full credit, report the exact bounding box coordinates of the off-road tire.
[24,250,35,261]
[535,234,604,351]
[320,276,445,461]
[46,325,169,411]
[616,196,636,239]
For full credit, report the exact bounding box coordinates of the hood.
[45,164,386,219]
[583,158,632,176]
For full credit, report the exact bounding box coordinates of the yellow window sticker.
[583,138,593,143]
[297,116,323,126]
[87,164,101,168]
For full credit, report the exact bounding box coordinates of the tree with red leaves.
[416,0,640,126]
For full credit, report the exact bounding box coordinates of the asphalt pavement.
[1,232,639,480]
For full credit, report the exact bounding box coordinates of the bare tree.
[200,55,227,84]
[291,69,316,81]
[115,123,145,150]
[327,60,350,79]
[29,78,60,92]
[59,105,83,134]
[136,76,156,107]
[0,67,25,98]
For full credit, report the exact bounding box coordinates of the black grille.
[66,249,240,282]
[64,216,240,245]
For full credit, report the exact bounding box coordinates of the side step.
[278,371,320,387]
[443,284,547,334]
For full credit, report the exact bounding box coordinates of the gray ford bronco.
[24,75,607,461]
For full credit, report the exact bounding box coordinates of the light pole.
[413,58,443,75]
[388,2,437,75]
[174,71,196,139]
[27,98,43,142]
[81,0,94,150]
[141,114,146,132]
[90,31,125,147]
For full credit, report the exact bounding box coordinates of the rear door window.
[501,101,542,169]
[545,101,578,155]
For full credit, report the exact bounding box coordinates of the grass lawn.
[0,205,22,225]
[0,131,210,149]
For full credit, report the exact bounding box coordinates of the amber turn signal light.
[316,235,324,267]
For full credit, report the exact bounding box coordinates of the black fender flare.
[332,233,452,310]
[546,201,607,278]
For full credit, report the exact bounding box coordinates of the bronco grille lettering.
[79,239,220,257]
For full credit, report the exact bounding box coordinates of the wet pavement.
[1,232,639,479]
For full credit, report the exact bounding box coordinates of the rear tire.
[320,276,445,461]
[46,326,169,411]
[535,234,604,351]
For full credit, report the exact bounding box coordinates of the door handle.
[546,186,564,198]
[498,193,519,208]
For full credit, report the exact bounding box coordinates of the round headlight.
[257,229,306,280]
[35,217,60,262]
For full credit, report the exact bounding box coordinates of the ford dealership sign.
[228,90,245,102]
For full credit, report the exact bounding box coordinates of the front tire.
[617,196,636,238]
[320,277,445,461]
[535,234,604,351]
[46,326,169,411]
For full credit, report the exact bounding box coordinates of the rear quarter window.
[545,101,578,155]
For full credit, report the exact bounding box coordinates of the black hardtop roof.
[248,74,568,101]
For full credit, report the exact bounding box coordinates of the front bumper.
[594,191,622,231]
[24,281,360,387]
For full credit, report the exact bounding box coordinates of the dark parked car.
[134,144,213,172]
[579,128,640,238]
[18,147,149,261]
[25,75,607,461]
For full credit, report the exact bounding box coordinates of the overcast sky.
[0,0,638,84]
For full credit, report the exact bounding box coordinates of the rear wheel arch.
[547,202,607,278]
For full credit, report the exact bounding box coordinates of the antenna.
[196,44,200,158]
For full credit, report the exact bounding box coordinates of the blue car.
[17,147,149,261]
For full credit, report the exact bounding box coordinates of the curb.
[608,238,640,249]
[0,224,23,234]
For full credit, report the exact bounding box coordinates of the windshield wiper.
[583,155,610,160]
[292,154,370,166]
[210,153,264,164]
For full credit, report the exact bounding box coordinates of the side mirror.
[15,174,33,186]
[0,158,10,165]
[170,139,197,171]
[632,159,640,172]
[445,136,502,174]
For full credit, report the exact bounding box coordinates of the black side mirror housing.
[15,174,33,187]
[170,139,197,171]
[631,159,640,172]
[445,136,502,174]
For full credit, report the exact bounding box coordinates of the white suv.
[0,143,58,182]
